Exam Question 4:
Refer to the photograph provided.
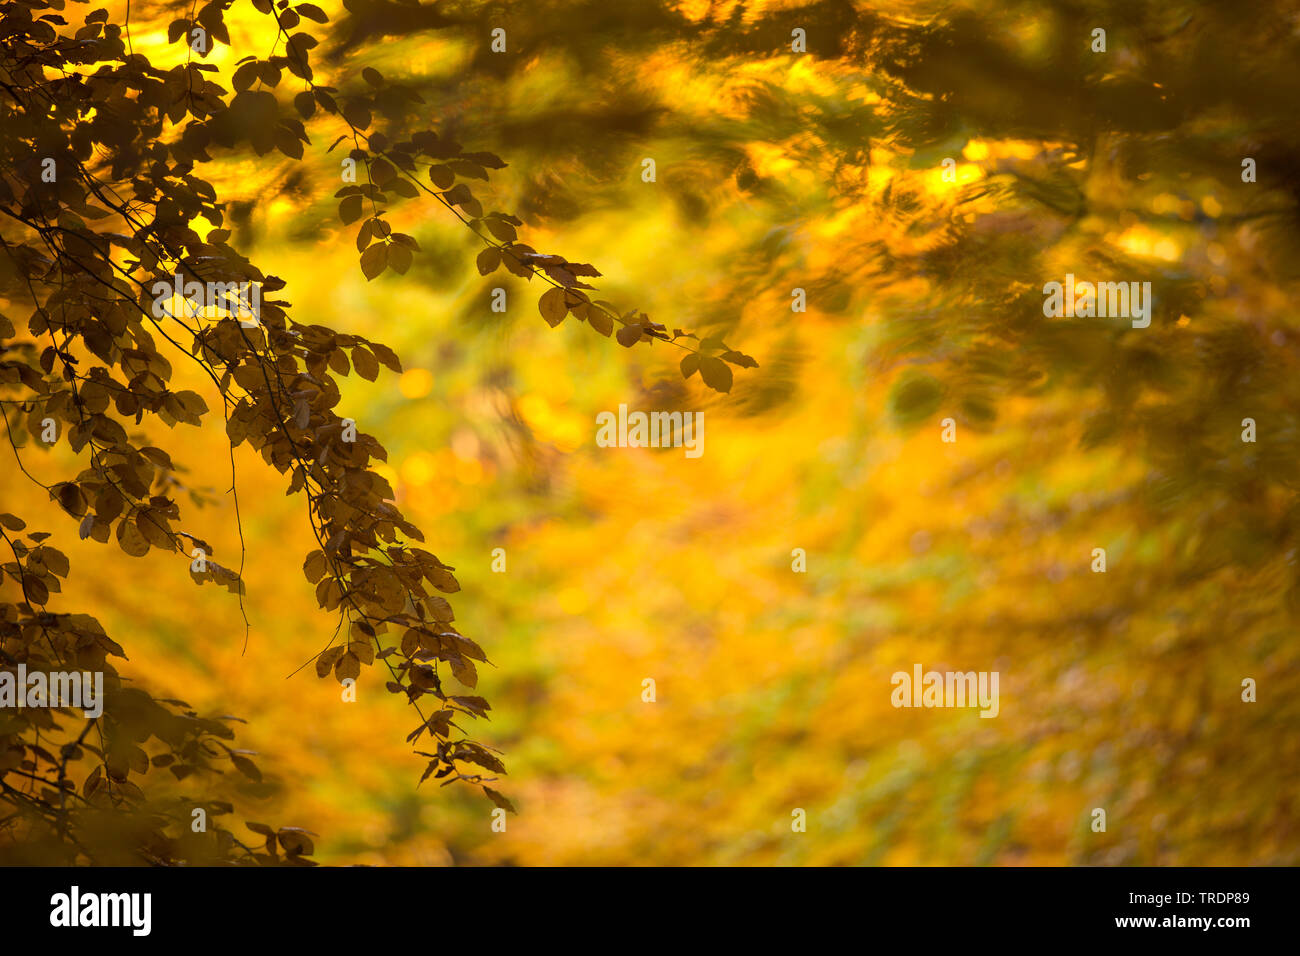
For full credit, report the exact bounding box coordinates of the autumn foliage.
[0,0,755,863]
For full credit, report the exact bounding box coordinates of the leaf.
[452,695,491,718]
[359,243,387,281]
[231,754,262,782]
[476,247,501,276]
[388,243,413,275]
[174,390,208,419]
[296,3,328,23]
[721,350,758,368]
[116,513,150,557]
[464,151,507,169]
[424,595,454,621]
[275,125,304,160]
[303,549,327,584]
[369,157,395,186]
[371,342,402,373]
[36,547,69,577]
[315,646,345,678]
[485,218,516,242]
[448,159,488,181]
[342,99,370,130]
[278,828,315,856]
[335,651,362,682]
[538,287,567,327]
[23,576,49,605]
[588,308,614,336]
[483,786,517,813]
[352,345,379,381]
[137,509,173,549]
[449,656,477,689]
[232,61,260,92]
[53,482,87,517]
[339,195,363,225]
[698,355,733,393]
[680,353,700,378]
[616,324,642,347]
[444,184,479,216]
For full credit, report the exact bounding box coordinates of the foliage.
[0,0,752,863]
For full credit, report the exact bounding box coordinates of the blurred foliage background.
[5,0,1299,863]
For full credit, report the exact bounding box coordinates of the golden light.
[399,368,434,399]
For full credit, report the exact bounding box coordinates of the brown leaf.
[352,345,379,381]
[339,194,363,225]
[539,287,567,327]
[483,786,517,813]
[315,645,345,678]
[303,549,327,584]
[359,243,387,281]
[116,513,150,557]
[698,355,733,393]
[449,655,477,689]
[588,308,614,336]
[231,754,262,782]
[476,247,501,276]
[335,651,361,682]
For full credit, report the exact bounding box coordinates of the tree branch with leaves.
[0,0,753,863]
